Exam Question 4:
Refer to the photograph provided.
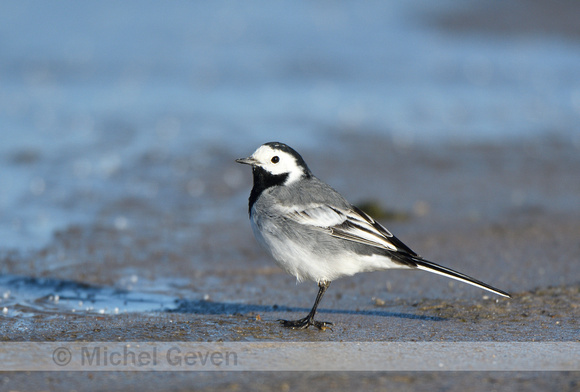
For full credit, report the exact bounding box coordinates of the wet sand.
[1,133,579,390]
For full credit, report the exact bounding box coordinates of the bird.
[236,142,511,330]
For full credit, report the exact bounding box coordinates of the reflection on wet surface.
[0,275,180,317]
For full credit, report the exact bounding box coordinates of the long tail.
[411,257,511,298]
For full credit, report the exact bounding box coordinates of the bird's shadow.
[168,299,445,322]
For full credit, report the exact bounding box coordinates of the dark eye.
[271,156,280,164]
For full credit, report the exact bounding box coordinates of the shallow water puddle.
[0,275,180,317]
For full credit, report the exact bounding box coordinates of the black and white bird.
[236,142,510,330]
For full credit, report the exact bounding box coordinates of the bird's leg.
[279,280,332,330]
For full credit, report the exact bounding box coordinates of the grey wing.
[281,203,418,257]
[339,205,418,256]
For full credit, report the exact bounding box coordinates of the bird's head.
[236,142,311,186]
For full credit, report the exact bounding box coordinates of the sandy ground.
[1,132,579,390]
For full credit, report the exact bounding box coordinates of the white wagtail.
[237,142,510,330]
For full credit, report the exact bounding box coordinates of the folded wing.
[282,203,417,256]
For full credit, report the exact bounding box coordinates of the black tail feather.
[410,257,511,298]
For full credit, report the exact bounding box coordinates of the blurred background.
[1,0,579,252]
[0,0,579,279]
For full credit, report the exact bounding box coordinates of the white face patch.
[250,145,306,185]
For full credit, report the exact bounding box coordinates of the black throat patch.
[248,166,289,215]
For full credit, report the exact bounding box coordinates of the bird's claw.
[278,317,333,331]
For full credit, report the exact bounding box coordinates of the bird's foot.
[278,316,333,331]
